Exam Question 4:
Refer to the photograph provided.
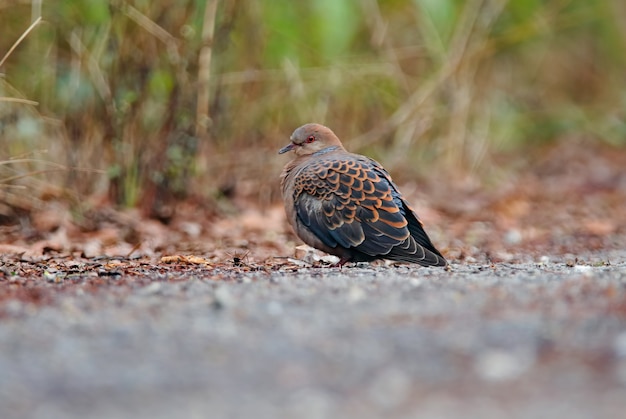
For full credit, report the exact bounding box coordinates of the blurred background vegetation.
[1,0,625,223]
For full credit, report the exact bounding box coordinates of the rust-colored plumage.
[279,123,447,267]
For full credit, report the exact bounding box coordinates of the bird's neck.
[312,146,341,156]
[284,145,344,175]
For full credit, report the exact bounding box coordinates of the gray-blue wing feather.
[292,155,446,266]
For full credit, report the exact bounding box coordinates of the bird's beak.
[278,142,296,154]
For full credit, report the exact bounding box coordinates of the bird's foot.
[330,257,351,269]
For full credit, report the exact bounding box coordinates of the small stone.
[319,255,340,265]
[504,229,522,245]
[475,350,531,381]
[613,331,626,358]
[213,286,234,309]
[409,278,423,287]
[347,286,366,303]
[43,270,63,283]
[141,282,162,295]
[295,245,319,264]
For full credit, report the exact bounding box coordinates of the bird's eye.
[306,135,315,143]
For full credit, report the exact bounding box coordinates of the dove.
[279,123,447,267]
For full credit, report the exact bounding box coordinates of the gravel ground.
[2,251,626,419]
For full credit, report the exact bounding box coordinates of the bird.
[279,123,447,267]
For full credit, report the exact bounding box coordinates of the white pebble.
[475,350,531,381]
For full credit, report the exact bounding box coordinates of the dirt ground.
[1,256,625,419]
[1,139,626,418]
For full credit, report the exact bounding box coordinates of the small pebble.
[475,350,531,381]
[409,278,423,287]
[504,229,522,245]
[141,282,162,295]
[213,286,235,309]
[613,331,626,358]
[347,286,366,303]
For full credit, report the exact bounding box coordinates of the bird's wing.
[292,156,412,257]
[367,158,447,265]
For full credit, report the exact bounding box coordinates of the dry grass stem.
[1,1,624,215]
[67,30,113,105]
[0,16,42,69]
[196,0,219,138]
[122,4,177,46]
[0,96,38,105]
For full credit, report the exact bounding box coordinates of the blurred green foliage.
[1,0,625,212]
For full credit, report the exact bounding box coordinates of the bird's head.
[278,123,344,157]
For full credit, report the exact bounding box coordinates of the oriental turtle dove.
[279,123,447,267]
